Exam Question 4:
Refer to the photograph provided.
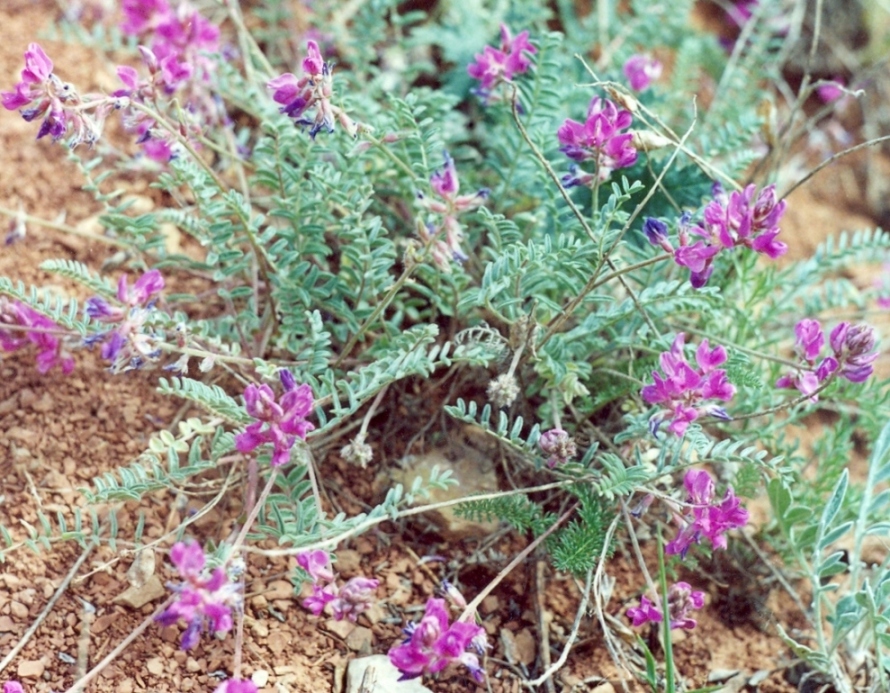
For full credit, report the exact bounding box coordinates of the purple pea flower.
[557,97,637,183]
[0,299,74,374]
[389,598,486,682]
[214,679,258,693]
[665,469,749,557]
[627,582,705,630]
[235,371,315,466]
[622,54,663,91]
[297,549,335,583]
[777,319,878,399]
[156,541,241,651]
[467,24,537,97]
[416,152,488,268]
[641,333,735,437]
[2,43,74,142]
[330,577,380,622]
[266,41,357,139]
[4,682,25,693]
[84,269,165,372]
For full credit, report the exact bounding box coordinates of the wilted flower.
[296,549,334,583]
[622,54,662,91]
[389,598,486,682]
[296,550,379,622]
[416,152,488,268]
[557,97,637,183]
[627,582,705,630]
[156,541,241,650]
[641,333,735,437]
[538,428,577,468]
[235,370,315,466]
[665,469,748,557]
[330,577,380,622]
[487,373,520,408]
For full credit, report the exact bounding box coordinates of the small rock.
[708,669,741,683]
[267,631,289,656]
[0,616,15,632]
[590,683,616,693]
[363,604,386,625]
[251,670,269,687]
[31,393,54,413]
[249,618,269,638]
[325,618,356,640]
[126,548,156,588]
[345,626,374,653]
[264,579,294,601]
[346,655,433,693]
[186,657,201,673]
[92,614,118,634]
[146,657,165,676]
[513,628,536,665]
[336,550,362,573]
[10,602,28,619]
[119,679,134,693]
[17,660,45,679]
[748,670,771,687]
[113,574,166,609]
[480,595,500,616]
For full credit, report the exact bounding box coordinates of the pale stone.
[146,657,165,676]
[513,628,536,665]
[346,655,433,693]
[113,574,166,608]
[251,669,269,687]
[388,437,499,540]
[345,626,374,653]
[17,659,45,679]
[10,602,28,619]
[264,579,294,601]
[325,618,356,640]
[336,549,362,573]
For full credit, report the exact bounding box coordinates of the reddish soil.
[0,3,883,693]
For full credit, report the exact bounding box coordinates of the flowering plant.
[0,1,888,692]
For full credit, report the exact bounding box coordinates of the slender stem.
[246,480,578,557]
[333,264,418,368]
[459,503,578,622]
[230,469,279,556]
[0,542,95,675]
[780,134,890,199]
[0,204,127,247]
[62,596,174,693]
[508,86,661,339]
[657,532,676,693]
[731,374,837,422]
[539,253,671,348]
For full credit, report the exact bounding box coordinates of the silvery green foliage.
[1,2,890,686]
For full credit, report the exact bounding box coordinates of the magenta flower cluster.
[558,97,638,185]
[296,550,380,622]
[120,0,220,92]
[2,43,123,147]
[666,469,749,557]
[267,41,357,139]
[388,597,487,682]
[4,681,24,693]
[641,333,735,437]
[235,370,315,466]
[84,269,164,372]
[416,152,488,268]
[466,25,536,99]
[627,581,705,630]
[776,319,878,400]
[622,54,662,91]
[156,541,241,651]
[644,183,787,288]
[0,298,74,374]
